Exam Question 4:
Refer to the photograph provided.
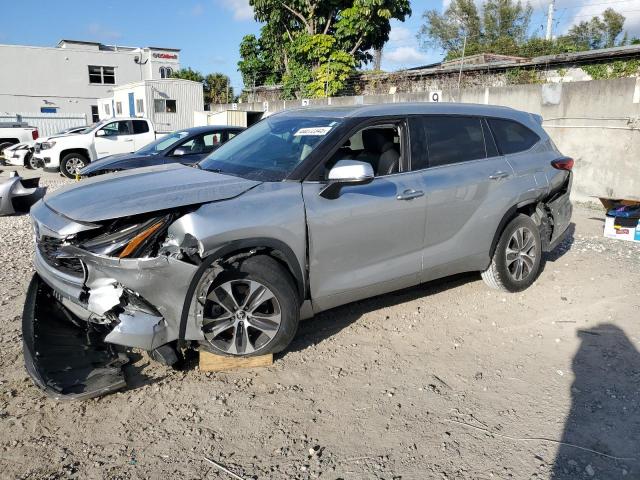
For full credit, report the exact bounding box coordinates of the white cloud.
[216,0,254,21]
[86,23,122,41]
[389,25,414,45]
[384,46,429,66]
[191,3,205,16]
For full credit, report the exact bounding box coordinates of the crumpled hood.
[79,152,151,175]
[44,163,261,222]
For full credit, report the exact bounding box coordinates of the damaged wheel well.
[489,201,548,260]
[178,238,306,343]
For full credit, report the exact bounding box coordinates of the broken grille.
[38,236,84,279]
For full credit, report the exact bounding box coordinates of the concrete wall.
[217,77,640,203]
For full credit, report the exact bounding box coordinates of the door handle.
[397,189,425,200]
[489,171,510,180]
[123,139,134,142]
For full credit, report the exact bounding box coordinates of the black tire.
[200,255,300,357]
[0,142,13,160]
[25,152,38,170]
[60,152,88,179]
[481,214,542,292]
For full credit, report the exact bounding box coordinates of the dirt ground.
[1,167,639,480]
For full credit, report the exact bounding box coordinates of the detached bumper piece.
[22,274,130,400]
[0,170,46,216]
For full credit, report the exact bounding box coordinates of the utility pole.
[456,35,467,102]
[325,57,331,97]
[545,0,555,41]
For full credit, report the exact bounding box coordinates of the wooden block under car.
[199,350,273,372]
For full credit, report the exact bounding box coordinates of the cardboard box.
[604,215,639,242]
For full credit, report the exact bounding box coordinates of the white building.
[98,79,204,133]
[0,39,181,123]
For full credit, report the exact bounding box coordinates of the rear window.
[488,118,539,154]
[132,120,149,134]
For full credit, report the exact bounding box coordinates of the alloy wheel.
[201,279,282,355]
[505,227,537,281]
[65,157,85,176]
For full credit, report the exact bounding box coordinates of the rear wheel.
[60,153,88,178]
[197,255,299,356]
[482,214,542,292]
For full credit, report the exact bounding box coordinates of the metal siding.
[147,80,203,133]
[0,113,87,136]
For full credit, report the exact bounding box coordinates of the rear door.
[131,120,154,150]
[94,120,135,157]
[302,119,427,312]
[408,115,517,280]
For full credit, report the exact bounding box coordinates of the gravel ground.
[1,167,639,480]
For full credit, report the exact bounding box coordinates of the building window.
[88,65,116,84]
[136,99,144,114]
[104,104,111,116]
[40,107,58,114]
[91,105,99,123]
[115,102,122,115]
[154,99,177,113]
[159,67,174,79]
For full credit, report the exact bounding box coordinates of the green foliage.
[171,68,204,83]
[582,60,640,80]
[505,67,541,84]
[419,2,630,61]
[239,0,411,98]
[171,68,232,104]
[565,8,626,50]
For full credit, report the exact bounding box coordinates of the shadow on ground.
[286,272,477,354]
[552,324,640,479]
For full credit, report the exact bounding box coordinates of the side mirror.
[95,130,106,137]
[320,160,374,199]
[173,147,188,157]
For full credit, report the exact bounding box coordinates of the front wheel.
[197,255,300,357]
[25,152,38,170]
[60,153,88,178]
[481,214,542,292]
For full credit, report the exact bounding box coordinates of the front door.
[94,120,135,158]
[302,121,427,312]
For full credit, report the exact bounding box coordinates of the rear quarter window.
[488,118,540,154]
[132,120,150,134]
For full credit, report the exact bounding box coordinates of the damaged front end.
[24,201,203,399]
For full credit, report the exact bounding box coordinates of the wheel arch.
[488,200,539,260]
[178,238,306,342]
[60,148,91,164]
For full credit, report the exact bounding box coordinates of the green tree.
[239,0,411,98]
[565,8,626,50]
[170,67,205,83]
[205,73,234,104]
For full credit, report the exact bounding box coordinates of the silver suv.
[24,103,572,399]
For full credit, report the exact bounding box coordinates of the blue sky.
[2,0,639,93]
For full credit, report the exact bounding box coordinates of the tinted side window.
[425,116,486,167]
[488,118,539,154]
[132,120,149,134]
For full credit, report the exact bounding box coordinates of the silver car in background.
[23,103,572,399]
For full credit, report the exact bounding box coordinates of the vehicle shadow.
[551,324,640,479]
[543,222,576,263]
[122,351,169,390]
[285,272,477,354]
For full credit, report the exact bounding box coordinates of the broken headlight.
[79,213,175,258]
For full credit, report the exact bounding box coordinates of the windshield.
[198,115,341,181]
[137,131,190,154]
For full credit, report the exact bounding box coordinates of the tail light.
[551,157,573,171]
[31,129,39,141]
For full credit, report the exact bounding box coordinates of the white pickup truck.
[0,122,39,152]
[33,118,156,178]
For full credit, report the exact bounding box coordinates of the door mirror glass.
[173,147,188,157]
[320,160,374,199]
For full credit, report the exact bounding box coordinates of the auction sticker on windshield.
[294,127,333,136]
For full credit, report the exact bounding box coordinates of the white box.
[604,215,639,242]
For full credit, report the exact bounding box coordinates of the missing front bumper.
[22,274,130,400]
